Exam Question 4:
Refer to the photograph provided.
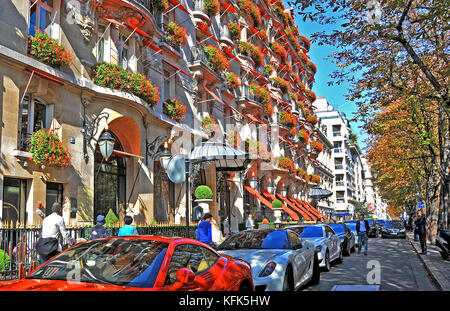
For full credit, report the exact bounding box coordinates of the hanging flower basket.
[296,167,308,181]
[310,174,321,184]
[249,83,271,106]
[225,130,242,148]
[165,21,187,47]
[279,111,297,128]
[264,64,274,77]
[163,99,186,122]
[203,45,230,72]
[28,29,73,69]
[237,0,261,27]
[298,129,309,145]
[227,22,241,42]
[310,140,324,153]
[306,114,318,125]
[245,139,270,161]
[271,77,290,93]
[299,35,311,51]
[202,115,219,137]
[225,72,241,90]
[204,0,220,16]
[277,156,294,173]
[152,0,169,12]
[264,102,274,117]
[238,41,263,67]
[285,28,301,51]
[259,29,268,41]
[29,128,71,169]
[270,41,287,63]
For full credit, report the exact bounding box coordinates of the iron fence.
[0,224,197,281]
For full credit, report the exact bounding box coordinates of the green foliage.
[351,200,371,218]
[272,199,283,209]
[194,185,213,200]
[0,249,10,271]
[105,209,119,226]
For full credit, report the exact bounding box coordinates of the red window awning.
[248,26,261,36]
[243,185,273,210]
[25,67,64,86]
[197,23,219,43]
[163,60,192,78]
[103,17,123,26]
[245,114,265,124]
[287,196,317,221]
[143,39,162,54]
[279,194,313,221]
[124,23,152,39]
[260,190,299,221]
[220,2,237,13]
[202,83,245,118]
[223,46,241,63]
[302,200,326,219]
[279,135,296,149]
[168,0,191,15]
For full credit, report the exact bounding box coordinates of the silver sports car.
[287,224,343,272]
[217,229,320,291]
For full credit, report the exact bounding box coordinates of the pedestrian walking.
[413,214,419,241]
[118,215,139,236]
[356,214,370,256]
[245,214,254,230]
[88,215,110,240]
[415,210,427,254]
[211,217,223,245]
[222,216,231,237]
[36,202,73,264]
[196,213,213,246]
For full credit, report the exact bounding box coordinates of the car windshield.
[27,238,169,287]
[289,226,323,238]
[329,224,345,234]
[217,230,289,250]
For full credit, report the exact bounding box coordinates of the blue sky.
[291,9,368,152]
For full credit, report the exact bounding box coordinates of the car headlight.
[259,262,277,277]
[315,245,322,252]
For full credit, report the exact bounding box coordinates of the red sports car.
[0,236,254,291]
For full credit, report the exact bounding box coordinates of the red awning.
[248,26,261,36]
[243,185,273,210]
[202,83,245,118]
[302,200,327,219]
[143,39,162,54]
[197,23,219,43]
[164,60,192,78]
[278,194,313,221]
[124,23,152,39]
[260,190,299,221]
[288,197,317,221]
[25,67,64,86]
[223,46,241,63]
[245,114,265,124]
[279,135,296,149]
[220,2,237,13]
[103,17,123,26]
[168,0,191,15]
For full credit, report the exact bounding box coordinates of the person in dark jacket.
[415,210,427,254]
[356,215,371,255]
[88,215,110,240]
[196,213,213,245]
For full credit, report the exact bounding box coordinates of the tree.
[291,0,449,228]
[350,200,371,218]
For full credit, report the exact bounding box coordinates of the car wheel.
[283,266,294,291]
[308,252,320,286]
[322,251,331,272]
[344,242,351,256]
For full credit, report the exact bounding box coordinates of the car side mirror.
[176,268,195,284]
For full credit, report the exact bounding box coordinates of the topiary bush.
[194,185,213,200]
[0,249,11,272]
[272,200,283,209]
[105,209,119,226]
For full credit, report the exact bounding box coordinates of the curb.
[407,234,450,291]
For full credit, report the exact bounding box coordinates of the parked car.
[366,219,380,237]
[435,229,450,260]
[328,223,356,255]
[217,229,320,291]
[345,222,359,245]
[381,220,406,239]
[287,224,343,272]
[0,236,254,291]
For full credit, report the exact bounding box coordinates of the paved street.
[304,236,439,291]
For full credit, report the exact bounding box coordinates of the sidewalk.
[407,232,450,291]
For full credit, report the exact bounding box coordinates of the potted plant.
[152,0,169,12]
[271,76,290,93]
[237,0,261,27]
[279,111,297,129]
[297,167,308,181]
[28,29,73,70]
[203,45,230,72]
[238,41,263,67]
[310,140,324,153]
[249,83,271,106]
[227,22,241,42]
[298,129,309,145]
[259,29,268,41]
[264,64,274,77]
[202,115,219,138]
[225,72,241,90]
[270,41,287,63]
[277,156,294,173]
[225,130,242,148]
[165,21,187,48]
[310,174,321,184]
[29,128,71,169]
[194,185,213,213]
[306,114,318,125]
[204,0,220,16]
[272,199,283,225]
[163,98,186,122]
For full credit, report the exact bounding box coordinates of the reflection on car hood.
[301,237,327,246]
[218,249,291,276]
[0,279,129,291]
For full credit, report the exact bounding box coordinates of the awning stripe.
[202,83,245,118]
[143,39,162,54]
[243,185,273,210]
[124,23,152,39]
[220,2,237,13]
[168,0,191,15]
[260,190,299,220]
[303,200,327,219]
[287,197,317,221]
[283,195,313,221]
[164,60,192,77]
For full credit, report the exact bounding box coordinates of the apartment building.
[0,0,326,229]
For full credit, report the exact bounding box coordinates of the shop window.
[2,178,28,227]
[18,94,54,151]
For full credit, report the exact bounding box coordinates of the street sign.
[417,202,425,209]
[166,155,186,183]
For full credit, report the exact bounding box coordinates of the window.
[164,244,215,285]
[119,35,129,70]
[18,94,54,151]
[45,182,63,216]
[2,178,28,227]
[97,25,106,62]
[29,0,54,36]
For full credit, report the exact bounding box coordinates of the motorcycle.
[435,229,450,260]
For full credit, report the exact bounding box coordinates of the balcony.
[219,24,234,49]
[334,164,344,170]
[333,131,342,137]
[236,85,263,115]
[192,0,213,26]
[189,46,222,84]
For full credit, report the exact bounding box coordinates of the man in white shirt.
[40,202,73,263]
[245,214,254,230]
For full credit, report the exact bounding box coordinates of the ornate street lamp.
[292,189,298,200]
[98,130,116,161]
[159,142,172,171]
[249,176,258,190]
[267,180,274,194]
[281,185,288,198]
